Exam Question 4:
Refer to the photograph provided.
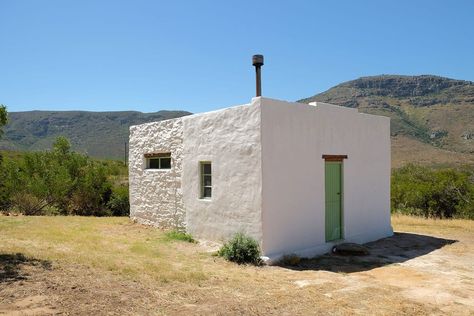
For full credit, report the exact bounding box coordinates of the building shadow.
[0,253,52,283]
[278,232,457,273]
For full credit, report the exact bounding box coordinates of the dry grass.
[1,215,473,315]
[392,213,474,235]
[0,216,206,284]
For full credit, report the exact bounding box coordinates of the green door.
[325,161,342,242]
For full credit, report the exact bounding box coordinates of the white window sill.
[144,169,171,172]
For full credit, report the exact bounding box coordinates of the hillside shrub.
[69,162,112,216]
[391,164,474,219]
[0,104,7,138]
[0,136,128,217]
[107,185,130,216]
[0,158,17,211]
[218,233,261,265]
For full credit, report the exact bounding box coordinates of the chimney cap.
[252,54,264,67]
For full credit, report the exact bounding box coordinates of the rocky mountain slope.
[299,75,474,167]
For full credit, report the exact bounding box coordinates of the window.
[145,152,171,169]
[200,162,212,199]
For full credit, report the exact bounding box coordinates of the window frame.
[144,153,172,170]
[200,161,212,199]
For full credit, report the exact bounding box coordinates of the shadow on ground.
[279,232,457,273]
[0,253,52,283]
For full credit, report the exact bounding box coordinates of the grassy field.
[1,215,473,315]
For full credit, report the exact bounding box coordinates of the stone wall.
[128,118,185,228]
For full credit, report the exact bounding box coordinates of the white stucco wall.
[260,98,392,259]
[129,97,391,260]
[129,118,185,228]
[182,99,263,243]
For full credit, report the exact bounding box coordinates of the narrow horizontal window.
[200,162,212,199]
[145,153,171,169]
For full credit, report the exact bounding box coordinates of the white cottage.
[129,97,393,261]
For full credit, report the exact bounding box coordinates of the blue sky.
[1,0,473,113]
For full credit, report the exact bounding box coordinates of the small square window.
[200,162,212,199]
[145,153,171,169]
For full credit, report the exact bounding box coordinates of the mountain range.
[1,75,473,167]
[0,110,191,159]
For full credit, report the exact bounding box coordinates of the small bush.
[218,233,261,265]
[107,185,130,216]
[279,253,301,266]
[165,230,195,243]
[11,192,46,215]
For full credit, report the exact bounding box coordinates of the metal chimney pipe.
[252,54,264,97]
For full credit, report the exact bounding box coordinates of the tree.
[0,104,7,138]
[0,104,8,210]
[53,136,71,156]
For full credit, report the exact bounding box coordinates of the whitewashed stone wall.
[182,100,263,244]
[129,118,185,229]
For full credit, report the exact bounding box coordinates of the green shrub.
[165,230,195,243]
[0,158,17,211]
[107,185,130,216]
[0,104,7,138]
[69,162,112,216]
[391,164,474,219]
[0,136,117,216]
[218,233,261,265]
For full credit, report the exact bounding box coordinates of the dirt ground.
[0,215,473,315]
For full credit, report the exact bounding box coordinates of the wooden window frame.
[200,162,212,199]
[144,152,171,158]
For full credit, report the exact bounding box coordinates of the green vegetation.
[0,136,129,216]
[391,164,474,219]
[165,230,195,243]
[218,233,261,265]
[0,104,7,138]
[107,185,130,216]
